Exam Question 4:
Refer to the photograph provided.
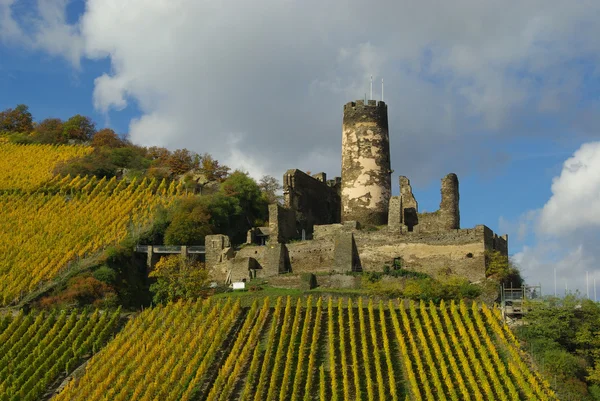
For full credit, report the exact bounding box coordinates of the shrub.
[39,274,116,308]
[149,255,209,304]
[93,265,117,285]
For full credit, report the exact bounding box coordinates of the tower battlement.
[343,100,387,110]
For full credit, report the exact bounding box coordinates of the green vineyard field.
[49,297,557,401]
[0,308,121,401]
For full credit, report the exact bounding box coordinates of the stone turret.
[340,100,392,225]
[440,173,460,230]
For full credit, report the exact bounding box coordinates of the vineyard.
[0,174,184,305]
[54,297,558,401]
[0,142,92,191]
[0,141,185,305]
[0,308,121,401]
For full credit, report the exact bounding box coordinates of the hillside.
[50,297,555,401]
[0,308,121,401]
[0,140,577,401]
[0,142,183,305]
[0,142,92,191]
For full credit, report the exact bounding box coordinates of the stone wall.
[313,221,359,240]
[388,196,402,233]
[399,176,418,231]
[287,224,498,282]
[341,100,392,226]
[205,224,506,284]
[483,226,509,255]
[354,228,487,282]
[394,173,460,233]
[286,238,336,274]
[268,204,297,243]
[283,169,341,238]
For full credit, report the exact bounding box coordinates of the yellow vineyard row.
[54,297,557,401]
[0,142,92,191]
[0,175,183,305]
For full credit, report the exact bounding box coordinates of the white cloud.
[508,142,600,296]
[1,0,83,65]
[514,243,599,299]
[538,142,600,235]
[3,0,600,183]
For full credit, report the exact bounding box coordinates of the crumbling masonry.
[206,100,508,285]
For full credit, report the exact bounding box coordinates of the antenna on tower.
[381,78,384,102]
[587,271,590,298]
[370,75,373,100]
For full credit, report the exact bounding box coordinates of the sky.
[1,0,600,298]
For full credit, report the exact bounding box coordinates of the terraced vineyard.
[54,297,557,401]
[0,142,92,191]
[0,175,183,305]
[0,308,121,401]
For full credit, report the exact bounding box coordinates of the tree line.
[0,103,283,246]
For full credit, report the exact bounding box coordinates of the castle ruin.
[206,100,508,286]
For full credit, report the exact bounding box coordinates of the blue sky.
[1,0,600,296]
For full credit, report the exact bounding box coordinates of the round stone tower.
[439,173,460,230]
[341,99,392,225]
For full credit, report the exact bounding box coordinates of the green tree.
[33,118,64,143]
[0,104,33,133]
[199,152,230,181]
[63,114,96,141]
[167,148,200,175]
[485,250,523,287]
[149,255,209,304]
[218,170,268,242]
[164,197,214,245]
[91,128,125,148]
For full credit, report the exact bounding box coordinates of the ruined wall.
[483,226,509,255]
[354,226,488,282]
[268,204,297,243]
[205,234,234,282]
[286,238,336,274]
[404,173,460,233]
[388,196,402,233]
[415,211,444,233]
[341,100,391,226]
[285,225,495,282]
[399,176,418,231]
[283,169,341,238]
[213,223,506,284]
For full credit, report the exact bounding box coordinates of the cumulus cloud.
[507,142,600,296]
[538,142,600,235]
[3,0,600,183]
